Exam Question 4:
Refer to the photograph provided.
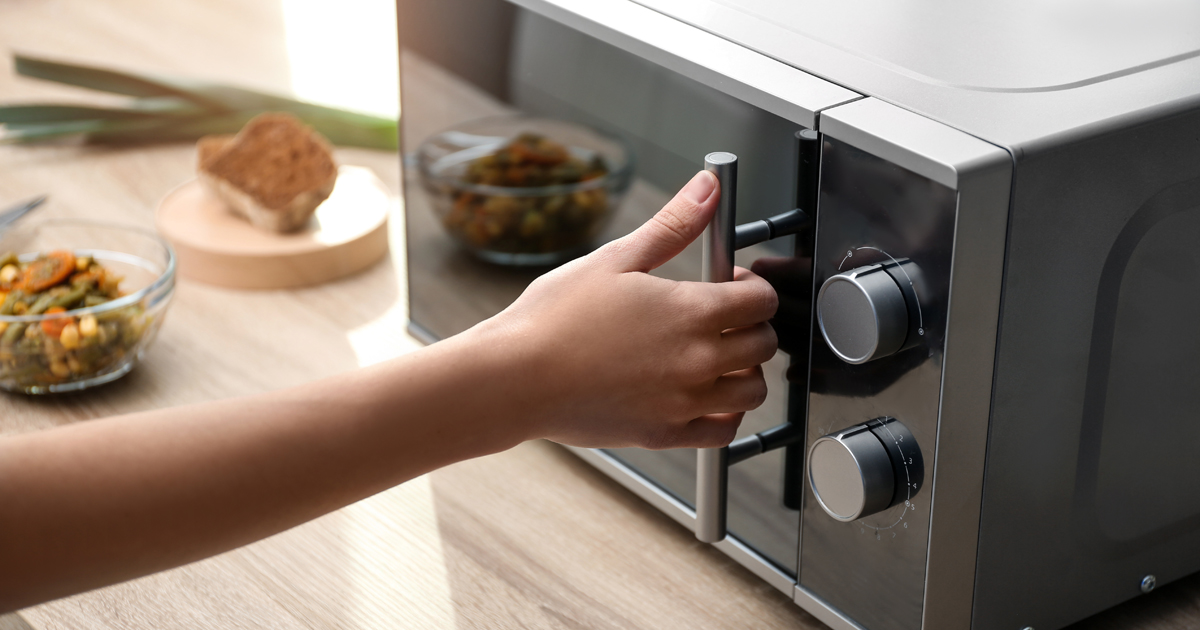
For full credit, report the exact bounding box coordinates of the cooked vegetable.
[0,250,148,390]
[59,323,80,350]
[79,314,98,338]
[17,250,75,292]
[438,133,612,255]
[40,306,70,336]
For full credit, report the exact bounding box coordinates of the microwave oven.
[397,1,1200,628]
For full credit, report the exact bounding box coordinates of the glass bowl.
[0,220,176,394]
[417,115,635,266]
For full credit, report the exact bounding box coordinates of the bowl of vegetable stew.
[0,220,175,394]
[417,116,634,266]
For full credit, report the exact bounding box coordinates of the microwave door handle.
[696,152,737,543]
[695,147,816,543]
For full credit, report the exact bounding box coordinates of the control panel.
[798,137,958,630]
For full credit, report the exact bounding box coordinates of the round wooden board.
[156,166,390,290]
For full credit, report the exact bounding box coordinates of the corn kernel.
[75,256,90,272]
[66,355,82,374]
[24,324,38,339]
[0,264,18,283]
[60,323,80,350]
[79,314,98,337]
[49,360,70,378]
[12,302,27,315]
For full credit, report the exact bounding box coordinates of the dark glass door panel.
[607,349,800,576]
[401,0,804,575]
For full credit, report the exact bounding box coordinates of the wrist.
[431,313,556,450]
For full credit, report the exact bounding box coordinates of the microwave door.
[400,1,842,582]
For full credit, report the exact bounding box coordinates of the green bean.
[2,322,27,346]
[96,305,138,322]
[27,292,59,315]
[0,290,24,315]
[43,286,88,312]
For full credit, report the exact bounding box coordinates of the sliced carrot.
[18,250,75,293]
[41,306,72,336]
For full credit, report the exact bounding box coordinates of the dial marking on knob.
[809,417,924,535]
[860,420,918,533]
[838,246,925,334]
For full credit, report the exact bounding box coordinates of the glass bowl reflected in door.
[417,116,634,266]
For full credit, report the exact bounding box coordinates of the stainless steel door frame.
[507,0,860,129]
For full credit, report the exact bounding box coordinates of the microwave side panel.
[804,99,1011,630]
[973,95,1200,630]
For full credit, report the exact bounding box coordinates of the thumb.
[607,170,718,273]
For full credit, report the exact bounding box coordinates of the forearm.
[0,321,535,611]
[0,169,778,611]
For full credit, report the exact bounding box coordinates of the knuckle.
[698,421,739,448]
[751,282,779,317]
[651,205,693,244]
[717,423,740,447]
[643,424,680,451]
[684,344,721,379]
[590,240,626,265]
[642,430,668,451]
[697,294,726,327]
[747,379,769,409]
[757,324,780,360]
[671,285,711,319]
[762,285,780,316]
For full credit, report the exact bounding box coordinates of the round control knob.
[817,264,909,364]
[808,418,923,522]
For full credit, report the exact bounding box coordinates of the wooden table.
[1,2,1198,629]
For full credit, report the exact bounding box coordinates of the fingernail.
[681,170,716,204]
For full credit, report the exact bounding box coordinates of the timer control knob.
[808,418,923,522]
[817,263,913,364]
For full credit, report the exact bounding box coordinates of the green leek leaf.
[6,53,398,151]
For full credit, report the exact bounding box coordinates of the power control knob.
[808,418,923,522]
[817,263,914,364]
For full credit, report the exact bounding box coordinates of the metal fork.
[0,195,47,232]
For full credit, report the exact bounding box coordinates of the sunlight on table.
[337,475,457,628]
[281,3,449,625]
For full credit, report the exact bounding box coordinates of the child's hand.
[482,170,779,450]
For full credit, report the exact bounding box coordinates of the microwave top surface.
[637,0,1200,92]
[594,0,1200,155]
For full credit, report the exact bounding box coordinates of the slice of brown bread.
[197,113,338,233]
[197,134,233,169]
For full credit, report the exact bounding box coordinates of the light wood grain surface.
[1,2,1198,629]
